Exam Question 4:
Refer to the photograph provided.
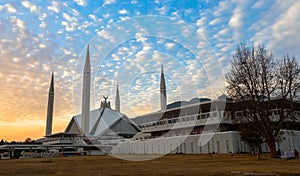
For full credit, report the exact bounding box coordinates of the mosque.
[1,45,300,157]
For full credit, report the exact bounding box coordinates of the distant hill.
[167,97,211,109]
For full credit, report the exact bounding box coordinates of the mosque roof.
[65,108,141,138]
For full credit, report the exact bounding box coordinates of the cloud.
[73,0,87,6]
[103,0,116,6]
[48,1,60,13]
[89,14,96,21]
[119,9,128,15]
[213,0,234,16]
[97,30,115,42]
[21,1,37,12]
[165,42,175,50]
[209,18,222,26]
[5,4,17,13]
[61,12,79,32]
[228,8,242,28]
[39,43,46,48]
[63,12,78,22]
[252,0,266,9]
[267,1,300,56]
[251,0,300,57]
[39,21,47,28]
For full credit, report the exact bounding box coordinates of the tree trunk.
[267,137,277,158]
[256,144,262,160]
[258,143,262,154]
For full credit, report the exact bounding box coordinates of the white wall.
[110,130,300,155]
[111,131,241,154]
[276,130,300,152]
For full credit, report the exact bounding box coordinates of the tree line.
[0,138,41,145]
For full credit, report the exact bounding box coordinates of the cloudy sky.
[0,0,299,141]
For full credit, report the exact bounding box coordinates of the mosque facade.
[33,45,300,155]
[1,45,300,158]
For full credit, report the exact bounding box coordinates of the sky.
[0,0,299,141]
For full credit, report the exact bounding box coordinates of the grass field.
[0,154,299,176]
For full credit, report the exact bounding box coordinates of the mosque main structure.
[1,45,300,157]
[42,45,300,156]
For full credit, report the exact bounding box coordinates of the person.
[276,149,281,158]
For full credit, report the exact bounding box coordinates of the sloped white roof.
[65,108,140,137]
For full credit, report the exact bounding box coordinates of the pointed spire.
[50,72,54,93]
[84,45,90,73]
[81,45,91,135]
[46,72,54,135]
[160,65,167,111]
[115,83,120,112]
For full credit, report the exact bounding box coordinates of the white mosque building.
[67,45,300,155]
[1,45,300,158]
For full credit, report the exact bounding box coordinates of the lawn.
[0,154,299,176]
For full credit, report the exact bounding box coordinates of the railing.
[43,139,74,145]
[141,111,232,132]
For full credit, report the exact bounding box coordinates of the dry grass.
[0,154,299,176]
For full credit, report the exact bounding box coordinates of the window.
[207,141,210,153]
[180,143,182,153]
[226,140,229,153]
[199,142,202,153]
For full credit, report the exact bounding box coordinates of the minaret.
[115,84,120,112]
[81,45,91,135]
[45,72,54,136]
[160,65,167,111]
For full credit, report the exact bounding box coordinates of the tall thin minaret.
[45,72,54,136]
[81,45,91,135]
[160,65,167,111]
[115,84,120,112]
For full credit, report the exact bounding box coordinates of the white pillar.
[81,45,91,135]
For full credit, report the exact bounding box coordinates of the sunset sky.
[0,0,299,141]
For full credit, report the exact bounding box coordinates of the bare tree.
[226,42,300,158]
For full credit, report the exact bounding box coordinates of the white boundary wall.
[110,130,300,155]
[111,131,243,154]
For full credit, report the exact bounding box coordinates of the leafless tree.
[226,42,300,158]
